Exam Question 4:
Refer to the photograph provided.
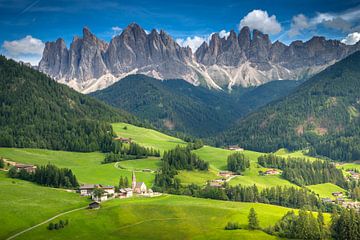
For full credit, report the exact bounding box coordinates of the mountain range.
[38,23,360,93]
[215,51,360,161]
[90,74,301,136]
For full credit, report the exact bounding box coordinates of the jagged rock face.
[39,24,360,93]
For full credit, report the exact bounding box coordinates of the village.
[80,171,161,209]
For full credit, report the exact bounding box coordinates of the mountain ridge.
[38,23,360,93]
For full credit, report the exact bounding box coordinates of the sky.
[0,0,360,65]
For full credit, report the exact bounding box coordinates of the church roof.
[135,182,145,188]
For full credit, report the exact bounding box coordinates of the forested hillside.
[0,56,137,152]
[91,74,300,137]
[215,51,360,161]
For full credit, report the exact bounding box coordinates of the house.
[102,185,115,195]
[264,169,281,175]
[219,171,234,178]
[209,179,224,188]
[92,193,108,202]
[79,184,98,196]
[322,198,333,204]
[332,192,343,197]
[226,145,244,151]
[118,188,133,198]
[347,170,360,180]
[88,201,100,209]
[114,137,132,143]
[14,164,37,173]
[336,198,345,204]
[342,201,360,210]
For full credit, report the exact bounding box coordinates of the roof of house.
[102,185,114,189]
[135,182,146,188]
[89,201,100,207]
[15,163,35,168]
[79,184,97,190]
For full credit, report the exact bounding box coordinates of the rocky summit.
[38,23,360,93]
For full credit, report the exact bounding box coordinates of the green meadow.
[0,172,88,239]
[0,148,155,187]
[14,194,330,240]
[307,183,347,200]
[112,122,186,153]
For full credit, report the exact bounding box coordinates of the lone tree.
[248,208,259,230]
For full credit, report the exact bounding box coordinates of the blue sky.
[1,0,360,65]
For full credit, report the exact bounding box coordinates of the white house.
[119,188,133,198]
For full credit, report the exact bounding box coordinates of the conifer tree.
[248,208,259,230]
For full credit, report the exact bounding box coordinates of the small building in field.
[79,184,115,200]
[114,137,132,143]
[88,201,100,209]
[209,179,224,188]
[14,164,37,173]
[226,145,244,151]
[264,169,281,175]
[118,188,133,198]
[79,184,98,196]
[347,170,360,180]
[219,171,234,178]
[336,198,345,204]
[322,198,333,204]
[332,192,343,197]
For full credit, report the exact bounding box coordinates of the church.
[132,171,147,194]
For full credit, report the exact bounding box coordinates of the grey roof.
[135,182,145,188]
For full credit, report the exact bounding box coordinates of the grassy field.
[112,123,186,153]
[274,148,321,161]
[0,171,88,239]
[0,148,155,187]
[307,183,346,200]
[117,158,161,171]
[177,169,219,185]
[15,194,329,240]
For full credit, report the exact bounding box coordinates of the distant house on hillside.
[322,198,333,204]
[264,169,281,175]
[225,145,244,151]
[332,192,343,197]
[347,170,360,180]
[114,137,132,143]
[219,171,234,178]
[14,164,37,173]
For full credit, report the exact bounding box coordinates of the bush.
[225,221,241,230]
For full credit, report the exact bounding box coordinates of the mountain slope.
[0,56,137,152]
[215,51,360,161]
[38,24,360,93]
[91,74,301,137]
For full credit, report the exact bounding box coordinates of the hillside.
[0,56,137,152]
[91,74,300,136]
[215,51,360,161]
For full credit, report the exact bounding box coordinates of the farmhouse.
[14,163,37,173]
[264,169,281,175]
[322,198,333,204]
[219,171,234,178]
[332,192,343,197]
[347,170,360,180]
[118,188,133,198]
[79,184,115,198]
[209,179,224,188]
[226,145,244,151]
[114,137,132,143]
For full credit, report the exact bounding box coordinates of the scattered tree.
[248,208,259,230]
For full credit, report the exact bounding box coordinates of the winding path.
[6,206,87,240]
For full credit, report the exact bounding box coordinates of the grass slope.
[308,183,346,200]
[15,194,326,240]
[0,172,88,239]
[0,148,154,187]
[112,122,186,153]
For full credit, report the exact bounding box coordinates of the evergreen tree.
[248,208,259,230]
[119,176,124,188]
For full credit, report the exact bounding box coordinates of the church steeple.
[132,171,136,190]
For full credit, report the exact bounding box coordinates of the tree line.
[8,163,79,188]
[102,141,160,164]
[227,152,250,173]
[258,154,346,187]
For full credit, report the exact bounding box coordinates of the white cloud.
[288,7,360,37]
[239,9,282,35]
[2,35,45,65]
[219,30,230,39]
[111,26,122,32]
[176,36,206,52]
[341,32,360,45]
[288,14,310,37]
[176,29,230,52]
